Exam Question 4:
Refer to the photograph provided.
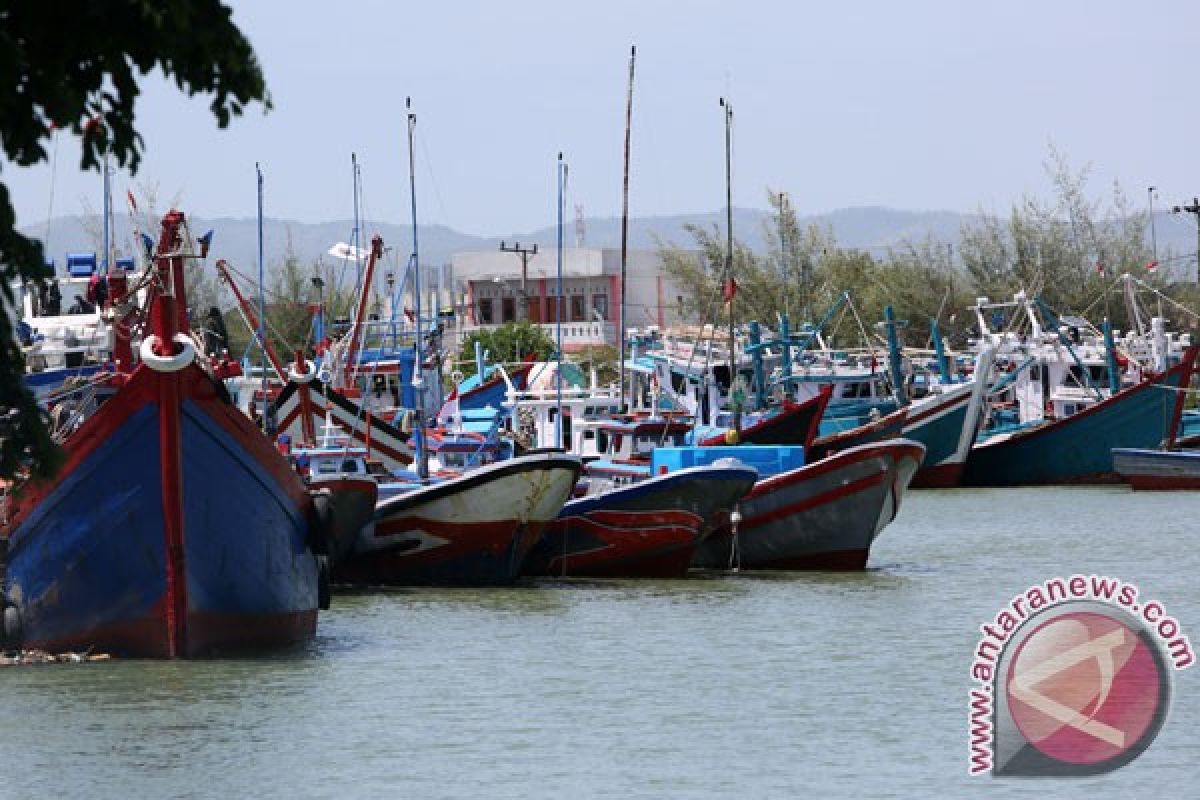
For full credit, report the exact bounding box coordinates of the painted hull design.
[272,380,414,471]
[962,351,1197,486]
[334,453,581,586]
[523,465,759,579]
[693,440,925,571]
[1113,448,1200,490]
[2,363,318,657]
[698,390,830,450]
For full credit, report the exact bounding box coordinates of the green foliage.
[0,1,268,479]
[662,154,1185,353]
[575,345,620,386]
[456,321,557,378]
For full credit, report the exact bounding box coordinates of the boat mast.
[256,162,267,422]
[557,152,566,449]
[721,96,739,432]
[407,97,429,481]
[352,152,363,299]
[101,152,112,272]
[618,45,636,412]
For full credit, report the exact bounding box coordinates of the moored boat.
[522,463,758,579]
[0,210,321,657]
[962,347,1198,486]
[689,440,925,571]
[1113,447,1200,490]
[332,451,581,586]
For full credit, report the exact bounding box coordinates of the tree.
[455,321,557,378]
[0,1,269,478]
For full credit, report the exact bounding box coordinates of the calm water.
[2,486,1197,798]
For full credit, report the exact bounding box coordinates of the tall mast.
[721,97,738,429]
[618,44,636,412]
[256,162,267,411]
[556,152,565,449]
[407,97,428,481]
[101,152,112,271]
[352,152,363,300]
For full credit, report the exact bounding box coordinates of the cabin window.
[1063,403,1076,416]
[583,430,595,440]
[341,459,359,473]
[478,298,494,324]
[317,462,337,474]
[596,430,609,452]
[1030,365,1041,381]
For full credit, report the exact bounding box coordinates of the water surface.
[2,486,1196,798]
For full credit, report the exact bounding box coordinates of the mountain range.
[22,205,1196,283]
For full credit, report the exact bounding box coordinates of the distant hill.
[21,205,1194,283]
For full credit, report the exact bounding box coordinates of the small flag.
[197,230,214,258]
[1095,261,1105,275]
[126,190,138,212]
[723,277,738,303]
[140,233,155,258]
[1146,260,1159,273]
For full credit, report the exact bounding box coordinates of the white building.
[451,247,694,352]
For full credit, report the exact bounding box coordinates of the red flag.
[1095,261,1105,274]
[722,278,738,303]
[1146,260,1159,272]
[126,190,138,211]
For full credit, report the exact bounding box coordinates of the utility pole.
[1148,186,1158,263]
[1173,197,1200,284]
[499,240,538,320]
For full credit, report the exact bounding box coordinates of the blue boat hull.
[962,353,1195,486]
[2,364,318,657]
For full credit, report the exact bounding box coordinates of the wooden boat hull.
[905,358,993,489]
[333,453,581,586]
[1113,447,1200,490]
[522,465,758,579]
[698,390,830,450]
[693,440,925,571]
[962,351,1196,486]
[2,363,319,657]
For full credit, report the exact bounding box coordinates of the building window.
[592,294,608,321]
[502,296,516,323]
[570,294,585,321]
[527,297,542,323]
[545,296,560,323]
[478,298,494,324]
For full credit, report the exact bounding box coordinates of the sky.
[5,0,1200,239]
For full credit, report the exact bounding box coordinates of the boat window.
[583,430,595,440]
[316,461,337,474]
[341,459,359,473]
[1030,365,1041,381]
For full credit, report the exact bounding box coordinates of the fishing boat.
[685,440,926,571]
[523,462,757,579]
[1112,447,1200,490]
[0,210,321,657]
[332,451,582,586]
[958,290,1199,486]
[962,350,1197,486]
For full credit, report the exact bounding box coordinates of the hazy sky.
[6,0,1200,239]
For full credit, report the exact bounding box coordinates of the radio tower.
[574,203,586,248]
